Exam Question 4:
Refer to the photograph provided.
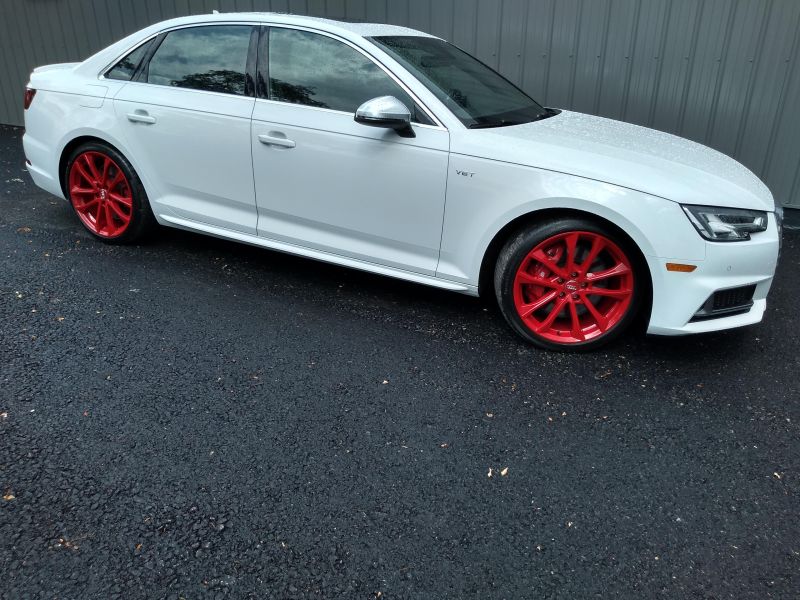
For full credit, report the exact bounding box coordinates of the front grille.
[691,284,757,322]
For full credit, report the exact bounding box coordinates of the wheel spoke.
[536,297,567,332]
[108,192,132,207]
[564,232,580,272]
[580,294,609,331]
[107,169,125,190]
[93,200,104,229]
[586,263,631,282]
[70,185,95,197]
[568,301,585,341]
[531,249,569,279]
[517,270,561,289]
[107,199,128,220]
[518,291,558,319]
[73,161,95,186]
[75,198,99,212]
[83,154,101,181]
[581,236,605,274]
[104,203,114,231]
[586,287,632,299]
[101,157,112,185]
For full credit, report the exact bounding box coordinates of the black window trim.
[100,35,158,82]
[257,24,444,129]
[256,25,269,100]
[132,32,166,83]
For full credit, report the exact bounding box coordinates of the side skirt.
[158,214,479,296]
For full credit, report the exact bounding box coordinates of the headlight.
[682,204,768,242]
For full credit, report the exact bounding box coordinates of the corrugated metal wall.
[1,0,799,207]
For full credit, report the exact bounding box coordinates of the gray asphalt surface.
[1,124,798,599]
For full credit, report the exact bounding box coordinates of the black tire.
[64,141,156,244]
[494,217,645,351]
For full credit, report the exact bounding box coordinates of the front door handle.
[258,133,296,149]
[126,111,157,124]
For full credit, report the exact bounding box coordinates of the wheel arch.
[58,135,127,198]
[477,207,653,322]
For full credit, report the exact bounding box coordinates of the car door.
[251,26,449,276]
[113,24,259,234]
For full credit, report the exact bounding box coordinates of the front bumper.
[646,217,780,336]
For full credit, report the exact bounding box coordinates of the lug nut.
[571,272,578,278]
[572,293,579,300]
[559,292,566,298]
[557,278,564,284]
[581,282,588,288]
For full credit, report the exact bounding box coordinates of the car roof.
[162,11,436,39]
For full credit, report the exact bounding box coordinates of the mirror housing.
[354,96,416,138]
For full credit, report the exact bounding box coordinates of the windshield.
[370,36,550,129]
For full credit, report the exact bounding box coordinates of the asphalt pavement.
[1,124,798,599]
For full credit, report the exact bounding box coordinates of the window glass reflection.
[148,26,251,96]
[269,28,427,123]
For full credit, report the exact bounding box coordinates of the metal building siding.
[1,0,798,207]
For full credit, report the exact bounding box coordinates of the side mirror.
[354,96,416,138]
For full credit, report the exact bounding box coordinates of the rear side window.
[105,39,153,81]
[146,25,252,96]
[268,28,432,124]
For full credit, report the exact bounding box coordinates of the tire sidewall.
[495,218,645,351]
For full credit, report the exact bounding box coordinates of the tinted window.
[371,36,549,129]
[268,28,431,124]
[106,39,153,81]
[147,26,252,95]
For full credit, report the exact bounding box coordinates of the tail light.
[24,87,36,110]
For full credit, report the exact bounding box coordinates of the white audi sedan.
[23,13,781,350]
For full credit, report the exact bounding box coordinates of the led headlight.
[682,204,768,242]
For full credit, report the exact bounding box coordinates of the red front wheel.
[65,142,155,243]
[495,218,644,350]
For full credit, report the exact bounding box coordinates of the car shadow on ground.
[135,221,759,363]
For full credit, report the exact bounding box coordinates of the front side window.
[105,39,153,81]
[371,36,550,129]
[147,25,252,96]
[267,28,432,124]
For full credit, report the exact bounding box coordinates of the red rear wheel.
[65,142,155,243]
[495,219,643,350]
[68,151,133,238]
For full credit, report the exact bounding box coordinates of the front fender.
[436,155,706,286]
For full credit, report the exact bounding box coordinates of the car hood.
[452,110,774,211]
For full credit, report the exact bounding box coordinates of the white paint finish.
[450,110,775,212]
[646,219,780,334]
[159,214,475,295]
[437,156,709,284]
[22,13,782,339]
[113,83,258,234]
[22,87,126,199]
[252,100,449,275]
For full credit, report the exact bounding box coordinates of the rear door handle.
[258,133,296,149]
[126,112,157,124]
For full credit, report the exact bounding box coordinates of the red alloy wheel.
[68,151,133,238]
[512,231,635,344]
